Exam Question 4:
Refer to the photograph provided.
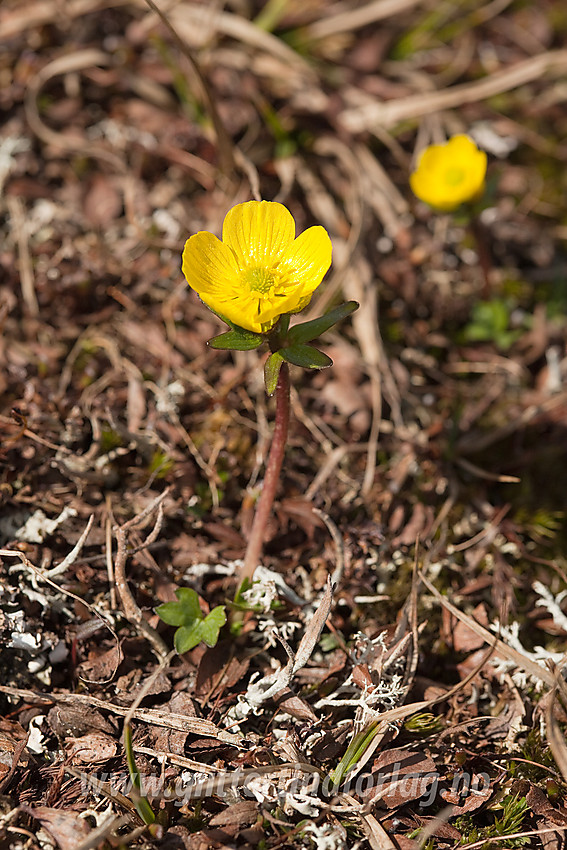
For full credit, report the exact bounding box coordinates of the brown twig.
[113,490,170,659]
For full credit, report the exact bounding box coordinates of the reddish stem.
[240,362,290,584]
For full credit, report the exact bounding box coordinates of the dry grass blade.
[545,672,567,784]
[358,807,399,850]
[25,49,123,169]
[142,0,234,177]
[305,444,369,500]
[354,144,410,240]
[73,813,130,850]
[0,0,117,39]
[312,509,345,589]
[455,457,521,484]
[0,685,242,745]
[294,576,333,672]
[416,805,455,849]
[44,515,95,578]
[307,0,425,40]
[6,195,38,317]
[456,392,567,454]
[162,0,316,78]
[343,258,382,496]
[113,491,170,660]
[459,826,567,849]
[341,49,567,131]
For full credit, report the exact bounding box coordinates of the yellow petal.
[182,231,240,298]
[446,134,481,159]
[222,200,295,267]
[203,291,266,333]
[256,290,306,325]
[415,142,445,173]
[277,225,333,293]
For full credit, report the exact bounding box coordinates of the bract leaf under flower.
[287,301,358,345]
[280,344,333,370]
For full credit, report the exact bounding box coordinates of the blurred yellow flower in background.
[410,135,487,211]
[182,201,332,334]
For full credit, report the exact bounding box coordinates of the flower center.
[246,266,276,295]
[444,167,465,186]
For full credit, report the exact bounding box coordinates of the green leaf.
[156,587,202,627]
[174,624,204,654]
[208,329,264,350]
[173,606,227,653]
[124,723,156,824]
[287,301,358,345]
[199,606,227,646]
[280,344,333,369]
[264,350,285,395]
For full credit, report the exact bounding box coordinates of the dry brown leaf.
[65,731,119,764]
[83,174,122,228]
[21,805,91,850]
[294,576,333,672]
[208,801,259,828]
[365,749,437,808]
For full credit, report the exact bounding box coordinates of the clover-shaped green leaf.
[156,588,226,654]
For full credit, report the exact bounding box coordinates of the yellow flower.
[410,135,487,212]
[182,200,332,334]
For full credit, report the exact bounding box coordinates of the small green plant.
[404,712,444,735]
[156,588,226,654]
[456,794,531,847]
[508,729,559,783]
[124,722,157,826]
[147,449,175,479]
[327,720,381,790]
[463,299,525,350]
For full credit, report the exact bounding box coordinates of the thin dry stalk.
[420,572,556,687]
[312,508,345,590]
[142,0,235,177]
[113,490,170,659]
[7,196,38,317]
[0,684,242,745]
[306,0,425,40]
[341,49,567,132]
[342,259,383,496]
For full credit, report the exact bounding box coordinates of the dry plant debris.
[1,0,567,848]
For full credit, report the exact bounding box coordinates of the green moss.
[147,450,175,479]
[455,794,531,847]
[100,426,123,453]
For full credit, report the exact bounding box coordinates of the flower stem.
[240,362,290,584]
[468,215,493,299]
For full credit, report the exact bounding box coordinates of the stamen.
[444,167,465,186]
[246,267,275,294]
